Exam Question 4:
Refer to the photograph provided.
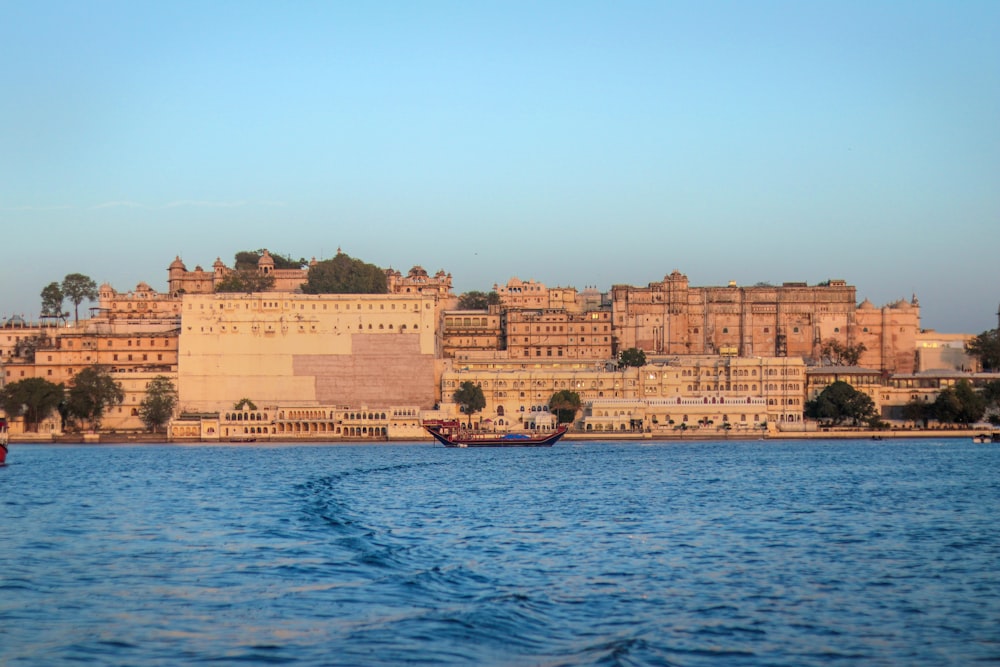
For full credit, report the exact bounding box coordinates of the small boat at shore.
[972,433,999,444]
[423,420,567,448]
[0,418,8,464]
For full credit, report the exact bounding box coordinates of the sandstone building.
[176,292,439,415]
[503,308,613,361]
[3,252,976,441]
[438,354,806,434]
[610,271,919,374]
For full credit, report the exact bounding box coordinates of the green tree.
[982,380,1000,406]
[618,347,647,368]
[457,291,501,310]
[981,380,1000,423]
[932,380,985,425]
[453,380,486,427]
[234,249,307,271]
[61,273,98,324]
[214,269,276,293]
[932,387,961,424]
[138,376,178,432]
[966,329,1000,371]
[820,339,867,366]
[40,282,66,319]
[0,378,64,432]
[66,366,124,431]
[901,398,932,428]
[954,379,986,424]
[302,252,387,294]
[805,380,877,426]
[548,389,581,425]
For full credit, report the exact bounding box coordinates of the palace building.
[176,292,440,415]
[385,265,454,299]
[97,282,182,323]
[437,354,806,434]
[167,251,315,296]
[610,271,919,373]
[494,277,584,312]
[2,253,965,441]
[503,308,613,361]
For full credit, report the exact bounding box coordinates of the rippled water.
[1,439,998,666]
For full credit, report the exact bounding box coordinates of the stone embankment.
[564,428,996,442]
[9,428,996,444]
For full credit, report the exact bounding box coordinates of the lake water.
[1,439,998,666]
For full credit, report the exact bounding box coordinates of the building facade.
[494,277,584,312]
[437,355,806,433]
[385,265,454,299]
[503,309,614,361]
[96,282,182,323]
[167,251,314,296]
[441,310,504,359]
[177,292,440,415]
[611,271,919,373]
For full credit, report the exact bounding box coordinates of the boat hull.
[424,422,567,448]
[0,442,7,465]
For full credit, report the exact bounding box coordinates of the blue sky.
[2,1,997,333]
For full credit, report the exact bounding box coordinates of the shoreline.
[7,428,996,445]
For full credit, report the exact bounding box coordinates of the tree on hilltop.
[234,249,307,271]
[215,270,275,293]
[457,291,501,310]
[61,273,98,324]
[302,252,386,294]
[40,282,66,320]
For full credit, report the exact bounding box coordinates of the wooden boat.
[423,420,567,448]
[0,418,8,464]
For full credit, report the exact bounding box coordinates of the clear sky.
[2,1,997,333]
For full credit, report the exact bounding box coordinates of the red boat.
[423,420,567,448]
[0,418,8,464]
